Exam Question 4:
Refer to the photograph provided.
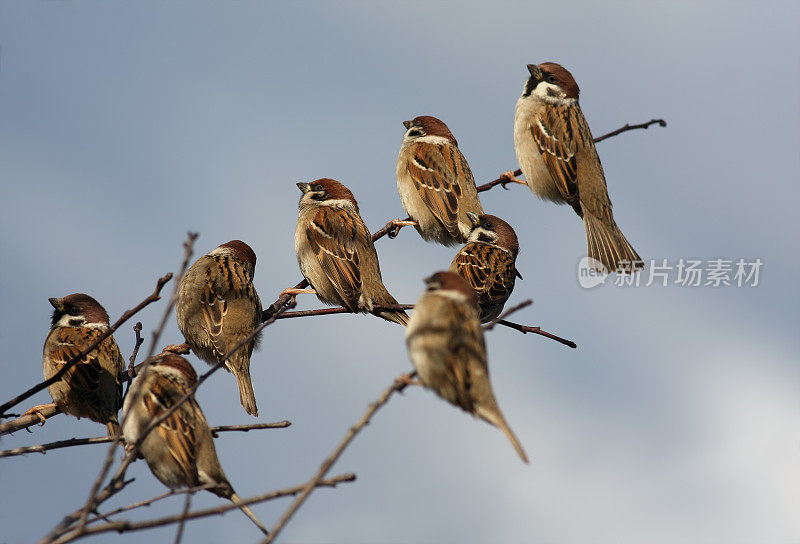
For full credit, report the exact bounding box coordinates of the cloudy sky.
[1,2,798,543]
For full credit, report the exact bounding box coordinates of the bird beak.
[402,120,413,130]
[423,274,435,285]
[48,297,63,310]
[296,182,311,194]
[466,212,480,227]
[527,63,541,79]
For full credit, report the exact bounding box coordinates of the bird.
[396,115,484,246]
[28,294,124,436]
[122,353,269,536]
[285,178,409,326]
[405,271,528,463]
[450,213,522,323]
[512,62,643,273]
[175,240,262,417]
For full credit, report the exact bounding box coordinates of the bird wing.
[453,243,517,309]
[200,255,261,359]
[49,327,123,412]
[529,103,595,204]
[405,141,476,240]
[141,374,202,485]
[305,207,369,311]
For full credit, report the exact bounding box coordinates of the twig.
[0,421,291,459]
[172,492,192,544]
[88,486,215,525]
[48,474,356,543]
[482,300,533,330]
[0,405,61,436]
[592,118,666,143]
[477,118,667,192]
[275,304,414,320]
[262,374,412,544]
[497,320,577,349]
[41,287,296,543]
[74,233,198,533]
[0,274,174,417]
[125,322,144,390]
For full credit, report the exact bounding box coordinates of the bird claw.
[395,372,422,389]
[388,219,417,238]
[499,170,526,189]
[23,404,55,426]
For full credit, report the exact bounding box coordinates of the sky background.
[1,2,798,543]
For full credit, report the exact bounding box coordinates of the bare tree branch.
[74,233,199,533]
[262,374,413,544]
[125,322,144,391]
[0,421,291,459]
[172,492,192,544]
[0,273,174,417]
[41,280,297,543]
[0,405,61,435]
[48,473,356,543]
[592,118,666,143]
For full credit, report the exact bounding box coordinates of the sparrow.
[287,178,409,326]
[30,294,124,436]
[405,271,528,463]
[175,240,262,417]
[450,213,522,323]
[396,115,484,246]
[513,62,643,273]
[122,353,268,535]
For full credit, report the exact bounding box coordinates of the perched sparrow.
[396,115,484,246]
[513,62,642,272]
[405,271,528,463]
[289,178,409,326]
[33,294,124,436]
[450,213,522,323]
[176,240,262,416]
[122,353,268,535]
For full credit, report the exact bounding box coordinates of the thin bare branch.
[497,320,577,349]
[125,322,144,390]
[482,299,534,330]
[41,288,297,543]
[275,304,414,320]
[262,374,412,544]
[0,422,291,459]
[49,473,356,544]
[0,404,61,436]
[0,273,174,417]
[172,492,193,544]
[74,232,198,533]
[592,118,666,143]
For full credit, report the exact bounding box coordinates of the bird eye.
[547,75,557,84]
[314,185,323,191]
[483,221,493,229]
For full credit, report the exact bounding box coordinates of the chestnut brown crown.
[156,353,198,386]
[298,178,359,208]
[424,271,479,306]
[532,62,580,99]
[49,293,110,327]
[219,240,257,269]
[403,115,458,147]
[472,214,520,258]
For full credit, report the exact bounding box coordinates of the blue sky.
[1,2,798,543]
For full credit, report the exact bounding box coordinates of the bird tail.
[583,210,643,274]
[375,308,409,326]
[233,366,259,417]
[477,405,529,464]
[230,492,269,536]
[369,292,409,326]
